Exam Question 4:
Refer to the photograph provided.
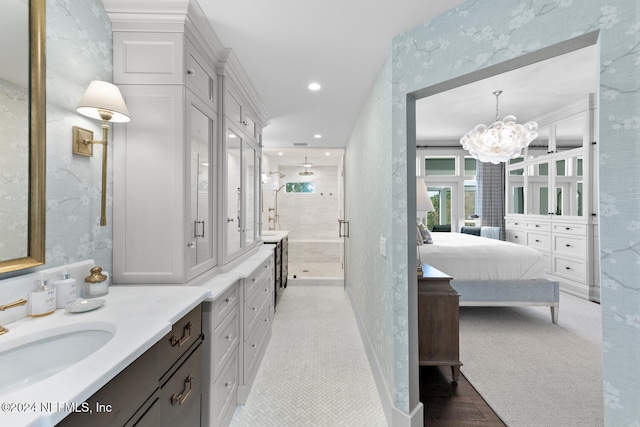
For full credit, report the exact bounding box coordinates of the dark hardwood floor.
[420,366,506,426]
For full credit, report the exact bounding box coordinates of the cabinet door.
[225,123,243,259]
[187,94,217,279]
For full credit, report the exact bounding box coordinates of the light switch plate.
[379,236,387,257]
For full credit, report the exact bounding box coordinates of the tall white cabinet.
[106,0,268,284]
[505,95,600,301]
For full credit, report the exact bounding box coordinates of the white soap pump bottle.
[29,274,56,317]
[53,270,77,309]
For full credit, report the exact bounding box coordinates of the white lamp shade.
[77,80,130,123]
[416,177,434,212]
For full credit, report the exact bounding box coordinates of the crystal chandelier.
[460,90,538,164]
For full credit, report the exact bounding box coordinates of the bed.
[419,232,559,323]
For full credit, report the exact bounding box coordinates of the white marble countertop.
[261,230,289,243]
[0,246,274,427]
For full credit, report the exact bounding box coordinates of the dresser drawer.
[553,223,587,235]
[212,354,238,427]
[527,232,551,252]
[211,307,240,382]
[160,343,203,427]
[210,283,239,329]
[526,221,551,232]
[553,256,587,282]
[506,219,526,229]
[553,234,586,258]
[157,305,202,378]
[507,229,526,245]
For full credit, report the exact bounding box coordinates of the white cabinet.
[505,94,599,301]
[107,0,269,282]
[112,30,219,284]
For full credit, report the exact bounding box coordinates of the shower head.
[269,171,285,178]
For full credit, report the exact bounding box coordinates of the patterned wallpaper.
[347,0,640,423]
[43,0,113,274]
[344,55,396,406]
[0,0,112,282]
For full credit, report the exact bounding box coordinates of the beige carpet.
[459,292,603,427]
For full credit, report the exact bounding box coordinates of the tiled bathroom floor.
[229,283,387,427]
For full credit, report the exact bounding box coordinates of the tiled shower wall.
[263,164,343,279]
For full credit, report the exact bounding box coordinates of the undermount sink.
[0,323,116,395]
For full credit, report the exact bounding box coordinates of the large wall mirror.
[0,0,46,274]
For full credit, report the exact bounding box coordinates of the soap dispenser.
[29,274,56,317]
[81,266,109,299]
[53,270,77,308]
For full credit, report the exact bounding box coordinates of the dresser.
[417,264,462,385]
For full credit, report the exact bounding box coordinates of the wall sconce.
[73,81,130,226]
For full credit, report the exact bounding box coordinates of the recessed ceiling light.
[308,82,321,91]
[314,134,322,139]
[325,152,330,156]
[278,152,283,156]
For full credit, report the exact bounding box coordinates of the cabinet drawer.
[244,281,271,336]
[245,259,273,300]
[553,234,586,257]
[506,229,525,245]
[158,305,202,377]
[243,303,272,377]
[58,342,159,427]
[211,307,240,382]
[506,219,526,229]
[211,283,239,329]
[553,223,586,235]
[212,354,239,427]
[553,256,587,282]
[527,232,551,251]
[160,343,203,427]
[526,221,551,232]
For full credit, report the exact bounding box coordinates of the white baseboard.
[346,286,423,427]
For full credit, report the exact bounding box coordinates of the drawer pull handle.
[565,244,572,247]
[225,296,235,304]
[187,68,195,75]
[565,266,571,270]
[170,322,193,347]
[535,224,540,227]
[251,343,258,348]
[252,306,258,311]
[252,278,257,283]
[171,373,195,406]
[264,288,269,292]
[535,239,541,243]
[226,334,234,341]
[264,318,269,323]
[565,227,571,230]
[225,381,234,389]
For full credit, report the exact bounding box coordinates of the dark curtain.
[476,161,506,240]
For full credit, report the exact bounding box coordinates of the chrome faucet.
[0,298,27,335]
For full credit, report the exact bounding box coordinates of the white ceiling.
[415,45,598,143]
[201,0,468,149]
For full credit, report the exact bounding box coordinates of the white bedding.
[419,232,546,281]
